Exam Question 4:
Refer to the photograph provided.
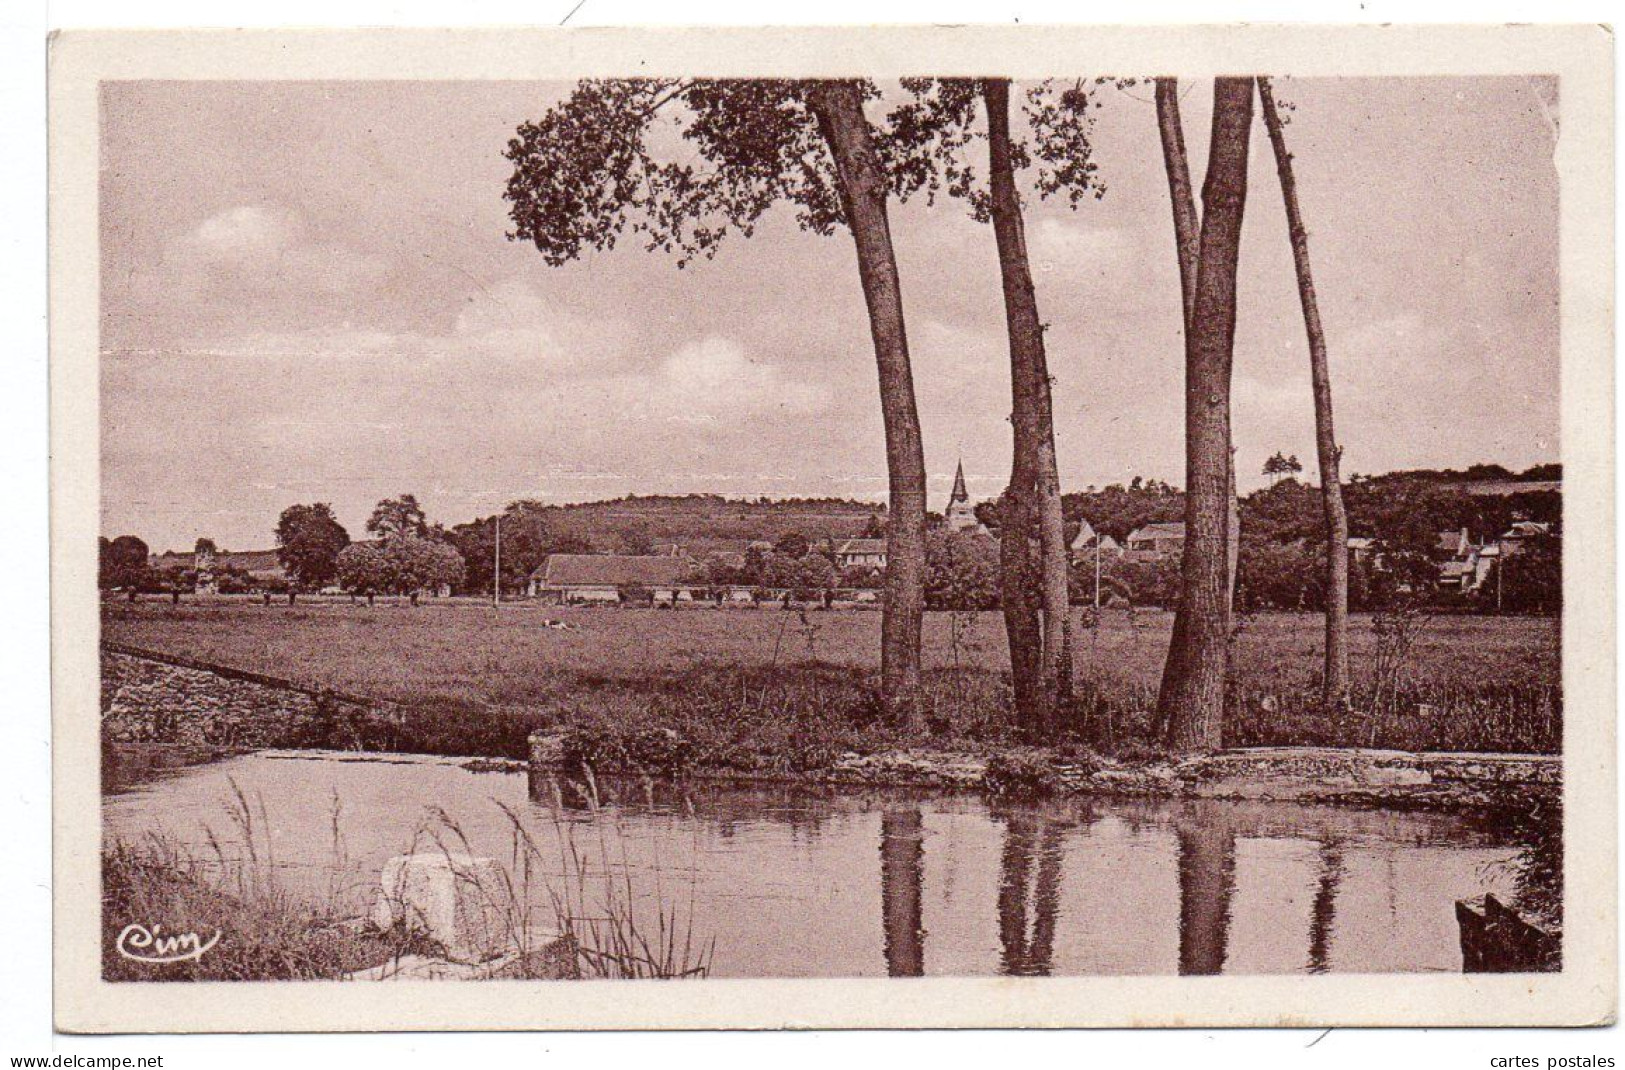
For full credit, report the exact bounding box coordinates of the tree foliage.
[366,494,431,541]
[100,535,150,592]
[447,501,580,596]
[879,77,1108,217]
[505,79,847,267]
[275,503,351,590]
[336,536,464,598]
[1490,534,1562,615]
[924,530,1000,610]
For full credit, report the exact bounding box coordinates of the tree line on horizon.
[98,455,1559,619]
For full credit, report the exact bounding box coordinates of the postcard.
[50,24,1614,1031]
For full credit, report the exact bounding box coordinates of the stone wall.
[101,645,391,750]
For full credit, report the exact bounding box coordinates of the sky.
[99,76,1560,553]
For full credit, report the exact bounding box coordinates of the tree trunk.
[1258,77,1350,708]
[1154,76,1239,711]
[808,81,928,732]
[999,489,1046,731]
[1228,448,1240,618]
[1155,78,1201,324]
[1152,78,1198,739]
[1156,77,1255,754]
[984,78,1072,731]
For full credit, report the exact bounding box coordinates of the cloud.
[1028,219,1137,274]
[450,278,631,377]
[187,204,296,259]
[174,203,390,303]
[650,337,835,421]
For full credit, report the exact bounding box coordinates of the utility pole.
[1094,541,1101,611]
[493,514,502,608]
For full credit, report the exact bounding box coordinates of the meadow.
[102,600,1561,764]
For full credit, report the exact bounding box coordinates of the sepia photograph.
[46,24,1614,1032]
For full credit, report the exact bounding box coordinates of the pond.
[104,752,1540,977]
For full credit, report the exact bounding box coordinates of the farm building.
[150,547,288,590]
[833,538,888,570]
[528,553,699,604]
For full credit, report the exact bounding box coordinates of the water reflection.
[1174,806,1238,976]
[994,811,1068,976]
[879,807,925,976]
[1306,839,1346,973]
[104,754,1543,978]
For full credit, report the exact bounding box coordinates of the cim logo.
[115,923,221,964]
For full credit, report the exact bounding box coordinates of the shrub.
[982,749,1062,798]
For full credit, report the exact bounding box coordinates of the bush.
[982,749,1062,798]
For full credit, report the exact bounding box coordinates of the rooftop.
[534,554,695,588]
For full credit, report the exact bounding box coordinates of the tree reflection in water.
[879,806,926,976]
[1306,838,1346,973]
[996,811,1067,976]
[1174,804,1237,976]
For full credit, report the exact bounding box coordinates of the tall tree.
[882,77,1106,733]
[505,79,928,727]
[366,494,430,541]
[982,78,1074,728]
[803,80,929,726]
[1258,77,1351,708]
[1153,77,1241,642]
[1155,77,1255,754]
[101,534,150,598]
[276,503,351,592]
[448,501,555,596]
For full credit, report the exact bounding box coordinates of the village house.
[1432,522,1556,592]
[1435,527,1481,590]
[1122,514,1242,564]
[833,538,888,570]
[1346,536,1377,564]
[528,553,701,605]
[1067,518,1122,562]
[1123,521,1188,560]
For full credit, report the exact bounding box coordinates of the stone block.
[1363,764,1433,786]
[346,928,580,981]
[371,852,515,964]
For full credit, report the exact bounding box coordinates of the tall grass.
[105,603,1561,760]
[102,833,433,981]
[494,774,714,979]
[105,776,715,982]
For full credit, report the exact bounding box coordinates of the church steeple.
[946,459,981,532]
[950,459,969,505]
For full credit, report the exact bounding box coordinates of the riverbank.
[528,734,1561,813]
[102,640,1561,815]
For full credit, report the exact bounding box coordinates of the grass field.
[102,600,1561,763]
